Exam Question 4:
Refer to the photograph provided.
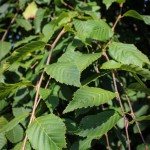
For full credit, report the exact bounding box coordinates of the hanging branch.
[1,13,17,41]
[21,28,66,150]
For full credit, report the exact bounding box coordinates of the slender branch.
[1,13,17,41]
[105,133,111,150]
[21,28,66,150]
[63,1,74,10]
[118,80,149,150]
[112,15,122,32]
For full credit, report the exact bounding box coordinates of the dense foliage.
[0,0,150,150]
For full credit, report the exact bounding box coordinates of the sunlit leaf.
[123,10,150,25]
[0,41,11,60]
[0,82,33,100]
[23,2,38,19]
[108,42,150,67]
[27,114,66,150]
[63,86,116,113]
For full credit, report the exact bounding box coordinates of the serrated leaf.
[27,114,66,150]
[128,82,150,95]
[123,10,150,25]
[16,18,32,31]
[39,88,59,112]
[6,124,23,143]
[63,86,116,113]
[101,60,150,80]
[0,41,11,60]
[46,62,81,87]
[74,19,113,43]
[0,41,45,73]
[0,113,29,133]
[0,82,33,100]
[77,110,121,138]
[34,8,46,33]
[108,42,150,67]
[102,0,125,9]
[0,133,6,150]
[70,138,92,150]
[58,51,101,72]
[23,2,38,19]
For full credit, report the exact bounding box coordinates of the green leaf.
[46,51,100,87]
[16,18,32,31]
[101,60,150,80]
[14,35,39,48]
[0,133,6,150]
[0,113,29,133]
[70,138,92,150]
[0,116,8,128]
[58,51,101,72]
[6,124,23,143]
[63,86,116,113]
[108,42,150,67]
[102,0,116,9]
[123,10,150,25]
[73,19,113,43]
[42,21,58,42]
[27,114,66,150]
[0,41,45,73]
[128,82,150,95]
[130,115,150,124]
[34,8,46,33]
[23,2,38,19]
[102,0,125,9]
[39,88,59,112]
[0,41,11,60]
[76,110,121,138]
[13,141,31,150]
[46,62,81,87]
[0,82,33,100]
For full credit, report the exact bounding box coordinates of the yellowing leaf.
[23,2,38,19]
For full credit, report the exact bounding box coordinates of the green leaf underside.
[0,41,45,73]
[123,10,150,25]
[27,114,66,150]
[0,113,29,133]
[108,42,150,67]
[77,110,121,138]
[101,60,150,80]
[74,19,113,43]
[63,86,116,113]
[46,51,101,87]
[0,82,33,100]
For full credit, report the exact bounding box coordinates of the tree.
[0,0,150,150]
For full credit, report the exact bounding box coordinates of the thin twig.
[118,80,149,150]
[105,133,111,150]
[1,13,17,41]
[63,1,74,10]
[21,28,66,150]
